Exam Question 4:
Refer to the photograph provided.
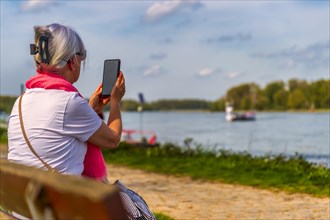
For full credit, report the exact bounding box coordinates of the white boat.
[225,103,256,122]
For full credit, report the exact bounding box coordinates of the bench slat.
[0,159,128,220]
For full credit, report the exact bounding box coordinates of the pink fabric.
[81,143,107,179]
[26,70,107,181]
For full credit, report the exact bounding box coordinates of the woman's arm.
[88,72,125,148]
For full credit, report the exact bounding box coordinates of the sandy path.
[106,164,330,220]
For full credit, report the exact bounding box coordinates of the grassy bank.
[0,127,8,144]
[2,128,329,197]
[103,142,330,197]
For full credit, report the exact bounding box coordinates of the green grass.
[154,212,175,220]
[103,142,330,197]
[0,127,8,144]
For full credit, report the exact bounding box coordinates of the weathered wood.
[0,159,128,220]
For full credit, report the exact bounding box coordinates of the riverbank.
[1,144,329,219]
[103,143,330,196]
[106,164,329,220]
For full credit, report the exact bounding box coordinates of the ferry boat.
[225,103,256,122]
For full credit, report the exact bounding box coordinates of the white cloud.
[143,65,162,77]
[227,72,240,79]
[1,1,328,100]
[198,68,214,77]
[145,0,202,22]
[21,0,57,11]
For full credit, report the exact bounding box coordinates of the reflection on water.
[105,111,330,166]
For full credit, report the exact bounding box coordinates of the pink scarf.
[26,70,107,181]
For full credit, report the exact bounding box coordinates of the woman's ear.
[67,58,75,71]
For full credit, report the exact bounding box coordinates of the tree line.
[121,78,329,111]
[1,78,329,113]
[119,99,210,111]
[210,78,329,111]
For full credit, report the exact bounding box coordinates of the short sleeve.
[63,93,102,142]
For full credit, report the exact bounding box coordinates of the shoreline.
[1,144,329,219]
[106,164,330,220]
[120,109,330,113]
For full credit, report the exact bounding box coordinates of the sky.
[1,0,329,102]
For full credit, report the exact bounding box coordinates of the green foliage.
[119,99,210,111]
[0,96,17,114]
[103,142,330,197]
[226,83,259,110]
[0,127,7,137]
[154,213,175,220]
[0,127,8,144]
[149,99,210,111]
[273,89,288,110]
[215,78,330,111]
[263,81,285,109]
[1,78,329,113]
[120,99,140,111]
[287,89,307,109]
[310,79,330,109]
[209,97,226,111]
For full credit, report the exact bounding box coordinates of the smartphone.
[102,59,121,97]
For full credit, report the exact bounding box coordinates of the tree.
[273,89,288,110]
[226,83,259,110]
[210,97,226,111]
[287,89,306,109]
[254,94,268,110]
[263,81,285,109]
[310,79,330,109]
[288,78,300,92]
[121,99,139,111]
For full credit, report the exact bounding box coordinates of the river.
[105,111,329,167]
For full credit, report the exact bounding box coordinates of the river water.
[105,111,329,167]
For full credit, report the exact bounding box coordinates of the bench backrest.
[0,159,128,220]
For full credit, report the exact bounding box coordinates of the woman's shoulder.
[26,88,78,96]
[25,88,81,102]
[65,92,96,117]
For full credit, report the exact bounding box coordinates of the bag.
[114,180,157,220]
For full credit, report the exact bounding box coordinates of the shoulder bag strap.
[18,92,57,173]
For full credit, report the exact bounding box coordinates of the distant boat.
[121,129,159,147]
[225,103,256,122]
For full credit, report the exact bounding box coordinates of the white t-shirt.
[7,88,102,175]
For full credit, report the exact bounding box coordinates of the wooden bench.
[0,159,129,220]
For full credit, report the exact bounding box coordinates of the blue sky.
[1,0,329,101]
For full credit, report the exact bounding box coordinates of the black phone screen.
[102,59,121,97]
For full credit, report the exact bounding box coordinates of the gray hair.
[33,23,85,69]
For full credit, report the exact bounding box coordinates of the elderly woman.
[7,23,125,178]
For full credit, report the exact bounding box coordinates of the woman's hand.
[111,71,126,103]
[89,83,110,114]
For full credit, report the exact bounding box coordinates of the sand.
[106,164,330,220]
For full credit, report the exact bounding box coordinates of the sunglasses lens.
[82,50,86,60]
[75,50,86,60]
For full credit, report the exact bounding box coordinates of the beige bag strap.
[18,92,57,173]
